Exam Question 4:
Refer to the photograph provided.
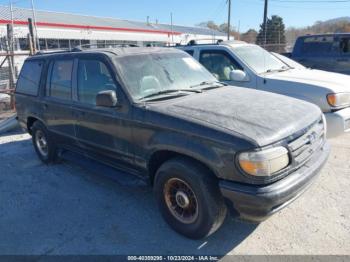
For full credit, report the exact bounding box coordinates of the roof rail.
[34,43,140,55]
[73,43,139,51]
[34,49,76,56]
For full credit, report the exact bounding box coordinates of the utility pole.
[263,0,268,46]
[227,0,231,40]
[237,20,240,40]
[170,12,174,45]
[30,0,40,50]
[9,0,14,52]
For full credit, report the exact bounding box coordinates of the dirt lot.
[0,129,349,256]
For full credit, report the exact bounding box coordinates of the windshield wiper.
[190,81,225,89]
[265,66,291,73]
[139,89,202,101]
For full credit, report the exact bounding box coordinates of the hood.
[150,86,321,147]
[265,68,350,93]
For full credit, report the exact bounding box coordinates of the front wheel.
[154,157,227,239]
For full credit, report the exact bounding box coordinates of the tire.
[31,121,57,164]
[154,157,227,239]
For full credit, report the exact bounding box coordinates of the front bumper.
[219,141,330,222]
[324,107,350,138]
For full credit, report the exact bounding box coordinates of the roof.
[299,33,350,38]
[0,5,226,37]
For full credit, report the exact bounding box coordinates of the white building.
[0,5,226,51]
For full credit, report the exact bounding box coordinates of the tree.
[256,15,286,52]
[197,21,220,31]
[197,21,239,39]
[241,29,258,43]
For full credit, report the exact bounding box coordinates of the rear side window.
[16,60,43,96]
[300,36,338,55]
[47,60,73,100]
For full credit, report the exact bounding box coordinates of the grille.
[288,118,325,167]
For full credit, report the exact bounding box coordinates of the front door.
[72,55,134,169]
[42,58,77,147]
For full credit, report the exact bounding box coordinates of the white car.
[179,41,350,138]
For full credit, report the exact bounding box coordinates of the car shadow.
[0,135,258,255]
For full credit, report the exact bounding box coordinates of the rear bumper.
[219,141,330,222]
[324,108,350,138]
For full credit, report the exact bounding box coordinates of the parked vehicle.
[285,33,350,75]
[15,47,329,239]
[179,41,350,138]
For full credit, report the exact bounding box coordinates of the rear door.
[42,57,77,147]
[71,54,134,168]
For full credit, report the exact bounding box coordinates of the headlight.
[327,93,350,107]
[238,146,290,177]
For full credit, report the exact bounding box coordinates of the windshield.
[115,52,219,101]
[234,45,289,74]
[271,52,306,69]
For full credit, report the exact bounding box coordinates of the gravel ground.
[0,130,349,256]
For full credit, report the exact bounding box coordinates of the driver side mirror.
[229,70,250,82]
[96,90,118,107]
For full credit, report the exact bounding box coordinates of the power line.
[269,0,350,2]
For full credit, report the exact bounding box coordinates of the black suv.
[15,47,330,239]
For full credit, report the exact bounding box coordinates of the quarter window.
[77,59,116,105]
[199,51,242,81]
[48,60,73,100]
[16,60,43,96]
[184,50,194,56]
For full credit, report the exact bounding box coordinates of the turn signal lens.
[327,93,350,108]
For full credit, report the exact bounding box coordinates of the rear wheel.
[31,121,57,163]
[154,157,227,239]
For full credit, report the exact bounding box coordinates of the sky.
[10,0,350,32]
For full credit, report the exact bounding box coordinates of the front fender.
[146,131,225,178]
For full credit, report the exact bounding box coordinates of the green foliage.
[256,15,286,52]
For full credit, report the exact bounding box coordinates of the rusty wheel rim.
[163,178,198,224]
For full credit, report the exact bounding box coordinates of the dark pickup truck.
[286,33,350,75]
[15,47,330,239]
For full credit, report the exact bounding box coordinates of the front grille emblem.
[307,132,317,145]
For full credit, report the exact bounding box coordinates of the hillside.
[286,17,350,47]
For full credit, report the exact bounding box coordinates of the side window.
[48,60,73,100]
[77,59,117,105]
[199,50,242,81]
[16,60,43,96]
[184,50,194,56]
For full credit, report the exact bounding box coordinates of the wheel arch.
[148,149,219,186]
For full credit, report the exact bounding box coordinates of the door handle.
[337,58,349,62]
